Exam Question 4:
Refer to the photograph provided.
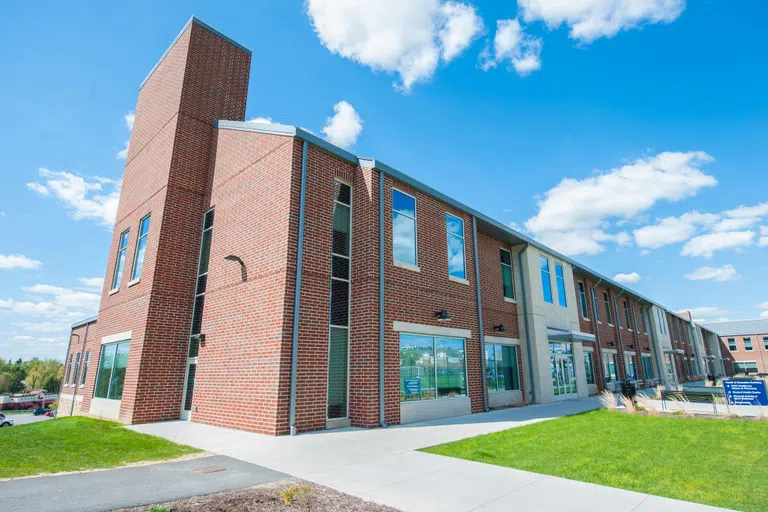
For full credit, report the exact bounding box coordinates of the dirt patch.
[117,480,400,512]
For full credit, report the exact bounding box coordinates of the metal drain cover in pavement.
[194,466,226,474]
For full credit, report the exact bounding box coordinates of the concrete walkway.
[131,398,729,512]
[0,455,287,512]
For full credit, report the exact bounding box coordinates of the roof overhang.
[547,328,596,343]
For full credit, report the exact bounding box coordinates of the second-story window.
[744,337,753,351]
[80,351,90,386]
[577,282,589,319]
[555,263,567,307]
[131,215,151,281]
[623,300,632,330]
[111,230,130,290]
[540,256,553,303]
[392,189,417,267]
[592,288,600,322]
[641,309,648,333]
[728,338,737,351]
[603,292,613,325]
[446,213,466,280]
[764,336,768,350]
[500,249,514,299]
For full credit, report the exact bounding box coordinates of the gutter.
[472,216,489,412]
[378,170,387,427]
[517,244,536,404]
[68,321,91,417]
[589,279,605,391]
[288,140,309,436]
[613,290,628,381]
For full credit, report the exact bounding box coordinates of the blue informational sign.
[404,378,421,397]
[723,379,768,406]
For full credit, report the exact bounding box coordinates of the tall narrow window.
[577,282,589,319]
[744,337,753,351]
[584,352,595,384]
[642,355,654,380]
[111,230,130,290]
[189,209,214,359]
[392,189,417,266]
[131,215,151,281]
[74,353,81,386]
[592,288,600,322]
[603,292,613,325]
[554,263,567,307]
[80,351,90,386]
[328,180,351,420]
[485,344,520,391]
[500,249,514,299]
[540,256,553,304]
[763,336,768,350]
[641,308,648,333]
[623,300,632,330]
[94,340,131,400]
[66,354,74,385]
[445,213,466,280]
[603,353,617,382]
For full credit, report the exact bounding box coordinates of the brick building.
[700,319,768,376]
[58,18,719,435]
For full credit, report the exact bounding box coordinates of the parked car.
[32,408,52,416]
[45,410,57,417]
[0,417,13,427]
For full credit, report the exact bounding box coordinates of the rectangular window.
[80,351,90,386]
[327,181,351,420]
[744,337,753,351]
[94,340,131,400]
[728,338,737,351]
[584,352,595,384]
[733,361,759,375]
[189,209,214,358]
[592,289,600,322]
[445,213,466,280]
[65,354,74,385]
[577,282,589,319]
[641,309,648,333]
[485,344,520,392]
[131,215,151,281]
[111,230,130,290]
[392,189,417,266]
[555,263,567,307]
[626,356,637,380]
[623,300,632,331]
[642,355,654,380]
[540,256,553,304]
[603,353,617,382]
[74,353,81,385]
[604,292,613,325]
[400,333,466,401]
[764,336,768,350]
[500,249,514,299]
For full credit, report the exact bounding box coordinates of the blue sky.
[1,0,767,361]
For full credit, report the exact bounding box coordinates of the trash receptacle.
[620,381,637,401]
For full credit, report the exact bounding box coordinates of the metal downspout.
[378,170,387,427]
[645,307,664,385]
[288,140,309,436]
[472,216,489,412]
[517,244,536,404]
[613,290,627,381]
[69,322,90,417]
[630,299,644,384]
[589,279,604,391]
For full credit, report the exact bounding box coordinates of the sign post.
[723,379,768,406]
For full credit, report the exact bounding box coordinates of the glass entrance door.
[550,342,578,400]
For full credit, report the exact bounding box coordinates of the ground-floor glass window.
[733,361,758,375]
[485,344,520,392]
[584,352,595,384]
[603,352,617,383]
[400,334,466,401]
[625,355,637,381]
[94,340,130,400]
[642,355,654,380]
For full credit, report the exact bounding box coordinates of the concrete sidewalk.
[0,455,287,512]
[131,398,730,512]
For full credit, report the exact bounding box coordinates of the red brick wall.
[59,320,98,416]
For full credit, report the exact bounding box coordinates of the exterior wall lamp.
[435,309,451,322]
[224,254,247,282]
[493,324,506,333]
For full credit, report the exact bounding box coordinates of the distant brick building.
[58,18,717,435]
[700,319,768,376]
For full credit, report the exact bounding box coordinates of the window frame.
[94,340,131,401]
[399,333,468,402]
[727,338,737,352]
[111,229,130,291]
[623,300,633,331]
[130,214,151,282]
[65,354,74,385]
[743,337,753,351]
[733,361,759,375]
[392,188,418,268]
[577,282,589,319]
[485,343,520,392]
[764,336,768,350]
[80,351,90,387]
[540,256,554,304]
[554,262,567,308]
[499,248,515,300]
[603,291,614,326]
[74,352,81,386]
[445,212,466,281]
[584,351,595,384]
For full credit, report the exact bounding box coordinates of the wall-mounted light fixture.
[628,344,635,349]
[493,324,506,333]
[191,333,205,344]
[608,341,616,347]
[434,309,451,322]
[224,254,247,282]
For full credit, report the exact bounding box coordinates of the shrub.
[619,394,636,412]
[636,395,660,416]
[279,483,314,510]
[597,390,618,410]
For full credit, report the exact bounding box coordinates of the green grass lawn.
[422,409,768,512]
[0,416,200,479]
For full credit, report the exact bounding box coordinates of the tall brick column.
[94,19,251,424]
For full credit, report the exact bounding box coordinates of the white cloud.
[22,284,101,310]
[117,140,130,160]
[684,264,740,282]
[26,182,50,195]
[759,301,768,310]
[125,111,135,130]
[680,230,755,258]
[762,310,768,319]
[613,272,641,284]
[10,335,60,344]
[525,151,717,255]
[683,306,732,322]
[480,19,542,76]
[322,101,363,149]
[26,168,121,227]
[247,117,273,124]
[518,0,685,43]
[633,211,718,249]
[0,254,42,270]
[117,111,135,159]
[306,0,483,91]
[760,237,768,247]
[724,202,768,219]
[79,277,104,290]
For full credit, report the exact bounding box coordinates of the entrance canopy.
[664,349,685,355]
[547,327,595,343]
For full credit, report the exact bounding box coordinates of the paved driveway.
[131,398,731,512]
[0,455,287,512]
[4,414,53,426]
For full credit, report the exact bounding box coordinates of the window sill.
[449,275,469,285]
[108,288,120,296]
[127,278,140,287]
[394,260,421,273]
[503,297,517,304]
[582,317,591,322]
